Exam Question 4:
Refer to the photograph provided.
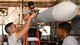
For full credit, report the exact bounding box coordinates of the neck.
[9,32,14,36]
[9,33,12,36]
[63,33,69,39]
[28,7,31,10]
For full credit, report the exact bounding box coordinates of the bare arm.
[16,13,36,40]
[22,14,30,21]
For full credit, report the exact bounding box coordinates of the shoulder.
[63,36,78,45]
[8,33,17,41]
[8,33,17,45]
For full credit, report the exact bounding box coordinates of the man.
[23,1,39,21]
[56,22,78,45]
[23,1,35,14]
[28,1,35,11]
[5,13,36,45]
[23,1,36,21]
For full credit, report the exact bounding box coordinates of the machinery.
[36,1,77,22]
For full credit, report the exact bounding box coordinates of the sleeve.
[9,33,17,42]
[64,42,73,45]
[8,33,17,45]
[63,41,77,45]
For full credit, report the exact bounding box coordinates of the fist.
[29,12,36,19]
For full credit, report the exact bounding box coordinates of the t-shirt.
[8,33,22,45]
[62,36,78,45]
[23,7,31,15]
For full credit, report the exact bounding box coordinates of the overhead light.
[54,0,57,2]
[0,8,8,16]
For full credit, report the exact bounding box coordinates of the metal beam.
[0,1,57,7]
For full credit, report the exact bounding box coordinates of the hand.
[29,12,36,19]
[23,14,30,21]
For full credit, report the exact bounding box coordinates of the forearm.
[23,18,32,32]
[23,14,30,21]
[16,18,32,40]
[16,12,36,40]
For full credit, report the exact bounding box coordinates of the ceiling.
[0,0,80,7]
[0,0,56,7]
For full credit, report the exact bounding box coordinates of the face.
[10,24,17,33]
[55,28,63,38]
[29,5,35,10]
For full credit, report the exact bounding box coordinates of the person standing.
[56,22,78,45]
